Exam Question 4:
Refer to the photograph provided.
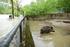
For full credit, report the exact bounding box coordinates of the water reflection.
[29,20,70,47]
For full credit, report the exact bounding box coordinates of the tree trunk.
[11,0,14,18]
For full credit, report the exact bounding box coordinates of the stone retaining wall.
[26,13,70,20]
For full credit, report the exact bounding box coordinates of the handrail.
[0,16,25,47]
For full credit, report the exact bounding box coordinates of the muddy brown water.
[29,20,70,47]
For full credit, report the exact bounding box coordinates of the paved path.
[0,15,18,39]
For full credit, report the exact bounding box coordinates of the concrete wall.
[47,13,70,19]
[27,13,70,20]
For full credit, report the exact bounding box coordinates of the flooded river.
[29,20,70,47]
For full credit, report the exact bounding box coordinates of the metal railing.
[0,16,26,47]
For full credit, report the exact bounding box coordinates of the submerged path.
[29,20,70,47]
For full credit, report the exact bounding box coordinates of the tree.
[22,0,58,16]
[22,0,47,16]
[57,0,70,13]
[10,0,21,17]
[0,2,11,14]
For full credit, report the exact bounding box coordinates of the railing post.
[19,23,23,47]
